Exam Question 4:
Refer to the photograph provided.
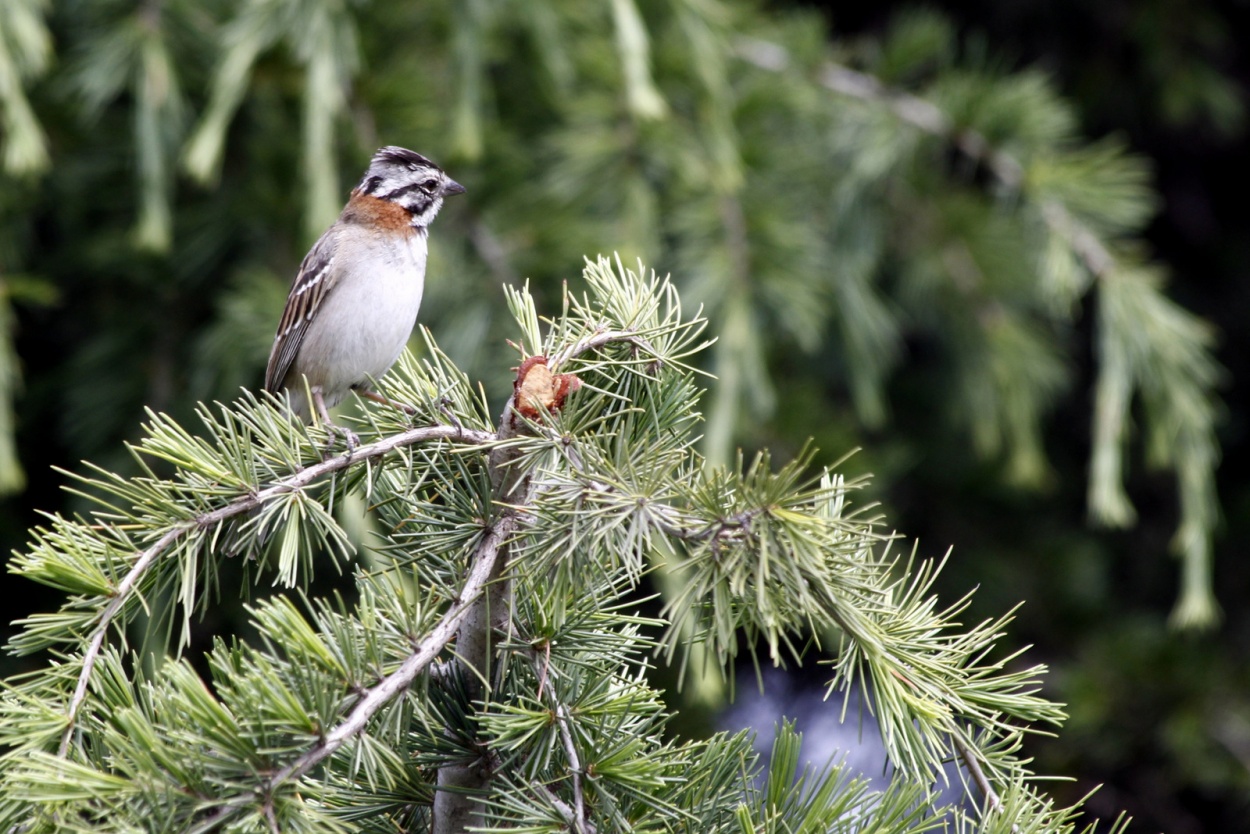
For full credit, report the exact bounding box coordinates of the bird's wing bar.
[264,231,341,392]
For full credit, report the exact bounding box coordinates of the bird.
[264,146,464,443]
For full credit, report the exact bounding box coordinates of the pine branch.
[1040,201,1115,279]
[433,307,674,830]
[952,730,1014,827]
[2,260,1125,833]
[59,422,496,757]
[432,341,604,827]
[188,508,517,834]
[504,622,600,834]
[733,38,1117,273]
[546,327,660,372]
[542,423,1053,797]
[37,306,660,821]
[46,265,679,806]
[733,33,1222,629]
[433,396,530,832]
[554,705,588,834]
[430,269,710,828]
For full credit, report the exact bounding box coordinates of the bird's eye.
[420,178,438,193]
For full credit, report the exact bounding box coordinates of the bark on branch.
[432,358,566,832]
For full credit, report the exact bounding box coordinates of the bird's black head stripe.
[380,181,431,202]
[374,146,437,170]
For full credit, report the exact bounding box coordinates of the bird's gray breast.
[294,228,427,399]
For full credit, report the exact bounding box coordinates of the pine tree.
[0,0,1224,632]
[0,259,1126,833]
[1,2,1239,826]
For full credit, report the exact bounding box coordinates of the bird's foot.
[358,388,418,418]
[322,422,360,457]
[312,387,361,456]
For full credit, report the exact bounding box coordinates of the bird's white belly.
[293,232,426,406]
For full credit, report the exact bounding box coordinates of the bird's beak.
[443,179,466,196]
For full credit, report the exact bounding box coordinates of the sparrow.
[264,146,464,439]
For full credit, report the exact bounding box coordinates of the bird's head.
[356,146,465,227]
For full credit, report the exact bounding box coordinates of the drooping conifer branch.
[733,34,1221,630]
[731,37,1119,288]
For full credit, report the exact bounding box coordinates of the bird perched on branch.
[264,146,464,443]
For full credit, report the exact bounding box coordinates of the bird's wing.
[264,229,342,392]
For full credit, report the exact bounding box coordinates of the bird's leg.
[358,389,417,415]
[312,386,360,453]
